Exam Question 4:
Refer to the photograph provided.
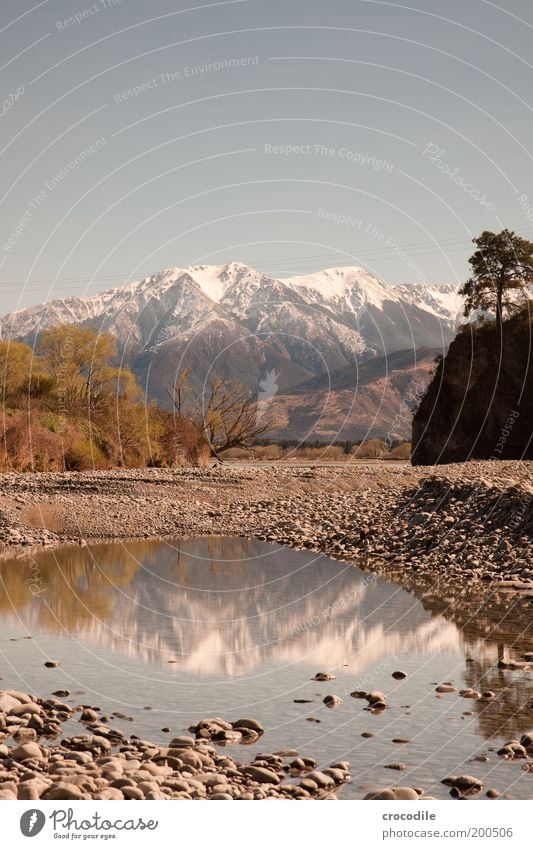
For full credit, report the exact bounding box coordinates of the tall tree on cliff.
[459,229,533,332]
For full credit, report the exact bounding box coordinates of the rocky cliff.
[412,305,533,464]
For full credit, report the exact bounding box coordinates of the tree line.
[1,228,531,471]
[0,325,270,471]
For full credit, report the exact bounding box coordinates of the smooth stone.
[366,691,387,706]
[393,787,420,800]
[11,742,44,761]
[231,718,264,733]
[323,694,343,707]
[80,709,99,722]
[0,693,21,713]
[364,789,396,800]
[242,766,281,785]
[45,783,85,800]
[306,771,335,789]
[168,736,195,749]
[9,702,41,716]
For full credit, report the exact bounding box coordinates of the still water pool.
[0,537,531,798]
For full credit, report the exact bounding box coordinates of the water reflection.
[0,539,531,726]
[0,537,467,677]
[2,538,532,798]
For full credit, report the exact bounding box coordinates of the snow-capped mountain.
[0,262,463,407]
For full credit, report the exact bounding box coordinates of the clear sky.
[1,0,532,312]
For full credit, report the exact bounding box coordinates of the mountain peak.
[0,262,462,364]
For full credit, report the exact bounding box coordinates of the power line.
[0,227,531,291]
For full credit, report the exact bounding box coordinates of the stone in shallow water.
[231,718,264,733]
[435,683,457,694]
[242,766,281,784]
[323,694,343,708]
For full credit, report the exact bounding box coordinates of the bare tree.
[169,373,275,461]
[166,366,191,415]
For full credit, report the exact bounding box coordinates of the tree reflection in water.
[0,537,531,744]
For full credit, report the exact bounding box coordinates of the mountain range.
[0,262,464,440]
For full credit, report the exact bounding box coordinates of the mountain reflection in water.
[0,537,467,676]
[2,537,533,798]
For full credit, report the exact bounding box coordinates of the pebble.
[364,786,421,801]
[323,695,343,708]
[0,691,354,801]
[0,462,530,591]
[365,691,387,710]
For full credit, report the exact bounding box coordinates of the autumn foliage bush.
[0,326,208,471]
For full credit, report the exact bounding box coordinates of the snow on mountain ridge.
[0,262,462,363]
[282,266,395,310]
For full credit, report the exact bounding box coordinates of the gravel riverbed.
[0,461,531,590]
[0,461,532,801]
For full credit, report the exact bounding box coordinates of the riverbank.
[0,461,531,590]
[1,462,532,801]
[0,691,356,800]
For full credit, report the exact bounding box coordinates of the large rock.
[412,308,533,464]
